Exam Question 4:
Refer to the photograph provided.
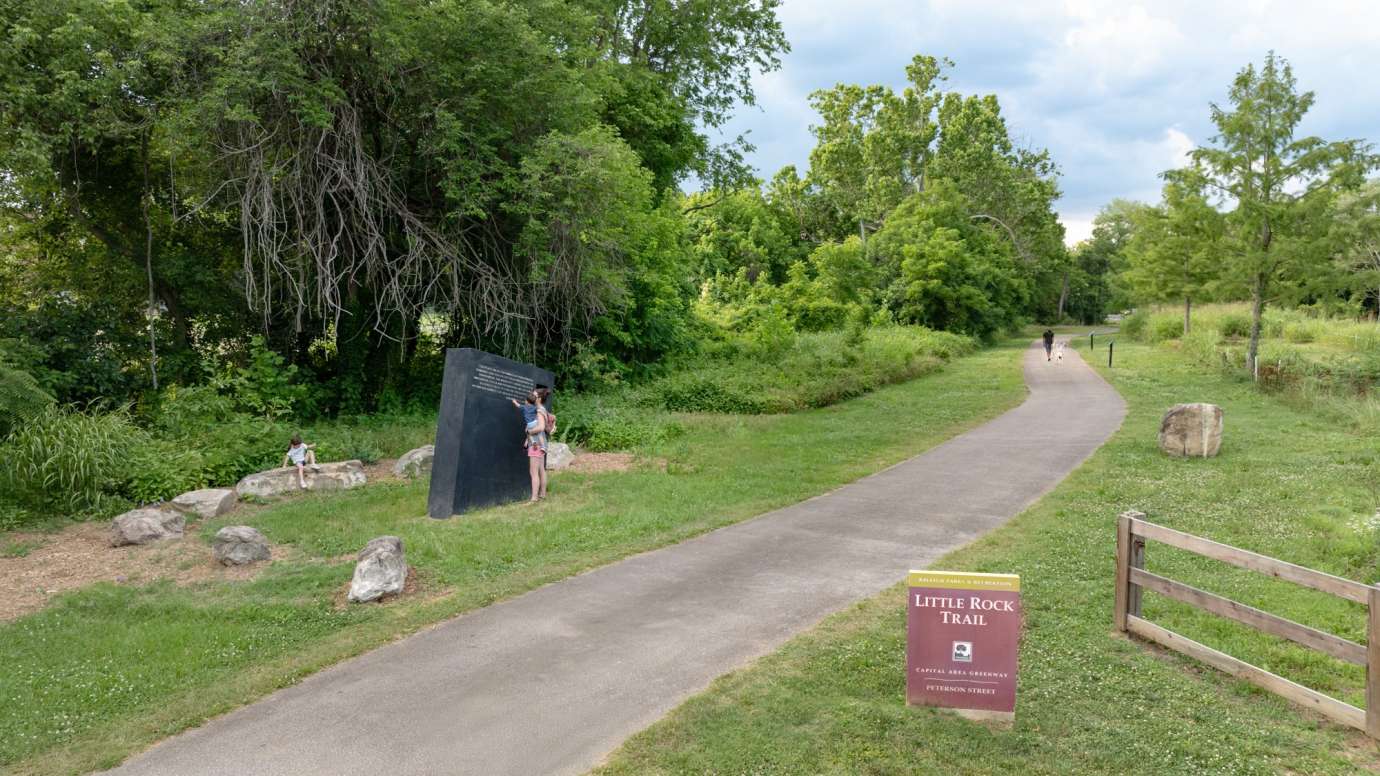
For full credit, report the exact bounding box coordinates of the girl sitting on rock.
[282,434,321,490]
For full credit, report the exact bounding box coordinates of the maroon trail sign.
[906,570,1021,721]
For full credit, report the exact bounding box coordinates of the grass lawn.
[0,341,1028,775]
[595,336,1380,776]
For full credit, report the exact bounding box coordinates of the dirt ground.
[0,521,277,622]
[0,450,649,623]
[561,452,665,473]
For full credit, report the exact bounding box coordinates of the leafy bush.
[121,438,208,504]
[0,405,144,515]
[1150,317,1183,342]
[1218,312,1251,338]
[748,305,797,362]
[555,396,684,451]
[151,384,238,437]
[632,325,973,416]
[211,335,309,420]
[1261,310,1287,338]
[195,417,290,485]
[652,374,778,413]
[1181,329,1223,365]
[1120,310,1149,340]
[0,500,32,532]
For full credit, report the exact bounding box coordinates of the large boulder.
[393,445,434,479]
[235,460,367,499]
[110,507,185,547]
[212,525,271,566]
[545,442,576,471]
[1158,403,1224,458]
[171,488,238,519]
[348,535,407,603]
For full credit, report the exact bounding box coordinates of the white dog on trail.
[1055,341,1065,362]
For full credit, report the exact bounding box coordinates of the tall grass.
[1122,302,1380,432]
[0,405,144,515]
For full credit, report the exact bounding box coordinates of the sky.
[712,0,1380,245]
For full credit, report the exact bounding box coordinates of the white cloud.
[714,0,1380,233]
[1061,214,1095,245]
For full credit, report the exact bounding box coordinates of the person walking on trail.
[1042,329,1055,361]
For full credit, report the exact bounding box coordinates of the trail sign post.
[906,570,1021,722]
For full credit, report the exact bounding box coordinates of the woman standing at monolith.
[535,385,555,500]
[513,388,549,502]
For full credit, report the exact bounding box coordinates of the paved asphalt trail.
[106,340,1124,776]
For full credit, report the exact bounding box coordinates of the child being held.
[511,392,543,439]
[283,434,321,490]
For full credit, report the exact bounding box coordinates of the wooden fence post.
[1129,534,1146,618]
[1115,511,1147,632]
[1368,585,1380,740]
[1115,514,1131,632]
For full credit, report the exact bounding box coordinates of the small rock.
[393,445,435,479]
[348,535,407,603]
[171,488,238,519]
[1158,403,1224,458]
[110,507,185,547]
[212,526,271,566]
[235,460,368,499]
[545,442,576,471]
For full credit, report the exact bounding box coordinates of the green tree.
[1190,53,1375,373]
[583,0,789,191]
[1,0,787,411]
[1124,174,1224,334]
[1081,199,1148,317]
[806,55,949,242]
[870,183,1027,338]
[684,188,805,283]
[1328,179,1380,318]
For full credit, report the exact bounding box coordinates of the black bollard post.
[1090,332,1095,351]
[1108,341,1114,368]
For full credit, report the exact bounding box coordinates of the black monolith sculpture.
[427,348,555,518]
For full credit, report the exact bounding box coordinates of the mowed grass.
[595,337,1380,776]
[0,342,1029,775]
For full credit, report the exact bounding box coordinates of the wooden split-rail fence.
[1114,511,1380,738]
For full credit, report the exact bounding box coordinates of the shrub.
[0,405,144,515]
[1120,310,1149,340]
[1261,309,1288,338]
[152,384,238,437]
[653,374,775,413]
[1218,312,1251,338]
[211,335,309,420]
[555,396,684,451]
[121,438,208,504]
[0,500,32,532]
[196,417,290,485]
[1151,317,1184,342]
[748,305,796,362]
[843,304,869,350]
